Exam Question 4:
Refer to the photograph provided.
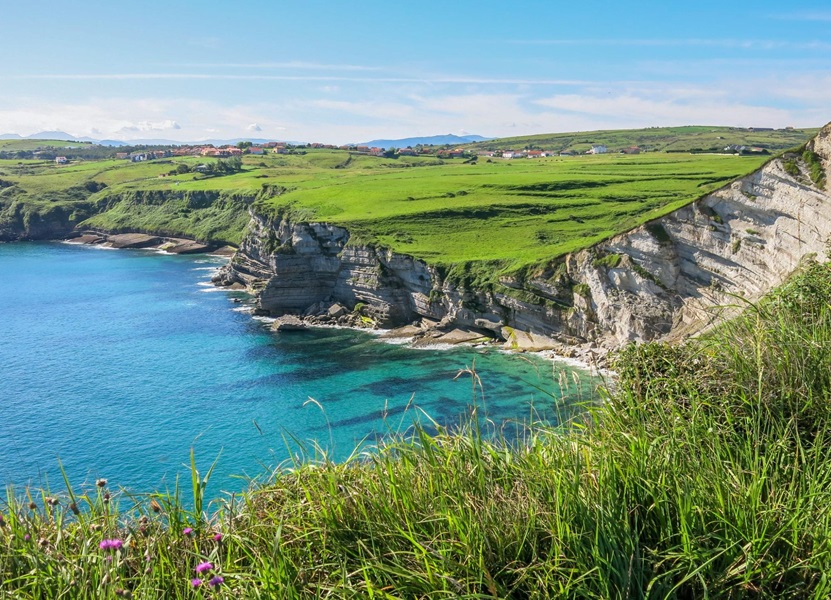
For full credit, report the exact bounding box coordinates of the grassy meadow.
[466,125,819,154]
[4,258,831,598]
[1,147,776,269]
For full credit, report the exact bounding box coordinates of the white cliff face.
[217,123,831,352]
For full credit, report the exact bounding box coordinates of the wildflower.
[183,527,193,536]
[28,501,37,511]
[195,562,214,574]
[103,492,110,504]
[149,499,162,513]
[69,502,80,515]
[191,578,202,588]
[99,539,124,550]
[45,497,59,507]
[208,576,224,587]
[96,479,107,488]
[214,532,223,542]
[23,534,31,541]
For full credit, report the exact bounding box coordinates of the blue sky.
[1,0,829,143]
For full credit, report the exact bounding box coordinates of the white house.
[55,156,68,164]
[589,145,607,154]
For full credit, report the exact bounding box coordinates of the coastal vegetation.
[4,258,831,597]
[465,125,819,154]
[3,125,813,271]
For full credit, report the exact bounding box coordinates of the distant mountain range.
[359,134,490,149]
[0,131,491,149]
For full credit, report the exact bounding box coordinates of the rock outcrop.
[215,123,831,354]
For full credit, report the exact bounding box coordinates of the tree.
[176,163,191,175]
[236,141,253,150]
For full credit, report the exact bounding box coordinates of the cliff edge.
[215,123,831,356]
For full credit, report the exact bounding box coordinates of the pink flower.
[99,539,123,550]
[183,527,193,536]
[195,562,214,574]
[213,533,223,542]
[208,576,224,587]
[191,578,202,587]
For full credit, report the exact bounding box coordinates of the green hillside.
[466,125,818,154]
[0,125,818,272]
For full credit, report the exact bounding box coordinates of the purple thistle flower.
[191,578,202,588]
[195,562,214,574]
[23,534,31,541]
[213,533,223,542]
[183,527,193,536]
[99,538,124,550]
[208,576,224,587]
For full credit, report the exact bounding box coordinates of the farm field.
[1,148,778,269]
[466,125,819,154]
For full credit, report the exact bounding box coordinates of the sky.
[0,0,829,144]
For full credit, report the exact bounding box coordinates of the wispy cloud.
[7,73,593,86]
[769,10,831,22]
[174,61,382,71]
[509,38,831,50]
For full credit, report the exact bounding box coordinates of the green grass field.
[466,125,819,154]
[0,125,816,268]
[0,139,93,152]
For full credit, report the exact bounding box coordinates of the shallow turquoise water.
[0,242,596,497]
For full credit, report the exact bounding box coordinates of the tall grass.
[5,260,831,598]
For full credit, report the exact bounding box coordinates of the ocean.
[0,242,597,498]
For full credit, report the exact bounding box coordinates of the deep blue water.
[0,242,596,498]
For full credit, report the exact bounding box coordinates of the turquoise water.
[0,242,596,497]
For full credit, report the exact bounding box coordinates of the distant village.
[58,142,631,165]
[46,136,773,166]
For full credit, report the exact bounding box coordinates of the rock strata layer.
[214,123,831,356]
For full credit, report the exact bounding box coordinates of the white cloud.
[0,73,827,146]
[117,119,181,133]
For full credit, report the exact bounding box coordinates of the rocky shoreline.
[261,298,606,368]
[211,124,831,365]
[65,231,237,256]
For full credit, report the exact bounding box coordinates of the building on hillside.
[397,148,416,156]
[370,147,384,156]
[249,147,264,155]
[356,146,370,153]
[55,156,68,164]
[115,152,130,159]
[526,150,545,158]
[588,145,607,154]
[621,146,641,154]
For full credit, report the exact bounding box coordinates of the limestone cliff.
[215,123,831,353]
